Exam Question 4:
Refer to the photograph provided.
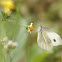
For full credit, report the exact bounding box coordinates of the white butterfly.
[37,26,62,50]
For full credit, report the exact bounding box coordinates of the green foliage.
[0,42,7,62]
[0,0,62,62]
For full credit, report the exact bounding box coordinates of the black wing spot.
[53,39,56,42]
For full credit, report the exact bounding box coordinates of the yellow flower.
[0,0,15,15]
[27,23,33,33]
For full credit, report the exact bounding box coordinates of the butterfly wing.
[37,30,53,50]
[43,28,62,46]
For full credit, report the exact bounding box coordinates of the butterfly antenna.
[40,26,42,29]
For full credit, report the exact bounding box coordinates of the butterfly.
[37,26,62,50]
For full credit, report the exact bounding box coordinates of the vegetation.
[0,0,62,62]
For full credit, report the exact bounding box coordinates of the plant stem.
[8,20,27,27]
[8,51,12,62]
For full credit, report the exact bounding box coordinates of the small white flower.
[4,40,18,50]
[2,37,8,41]
[30,23,33,27]
[8,40,13,46]
[28,23,33,33]
[4,44,8,49]
[8,40,18,48]
[12,42,18,48]
[12,42,18,46]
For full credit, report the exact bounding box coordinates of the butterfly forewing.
[37,30,52,50]
[43,28,62,46]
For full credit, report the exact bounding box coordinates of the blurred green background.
[0,0,62,62]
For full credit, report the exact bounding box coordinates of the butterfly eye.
[53,39,56,42]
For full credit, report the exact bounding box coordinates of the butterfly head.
[37,26,43,32]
